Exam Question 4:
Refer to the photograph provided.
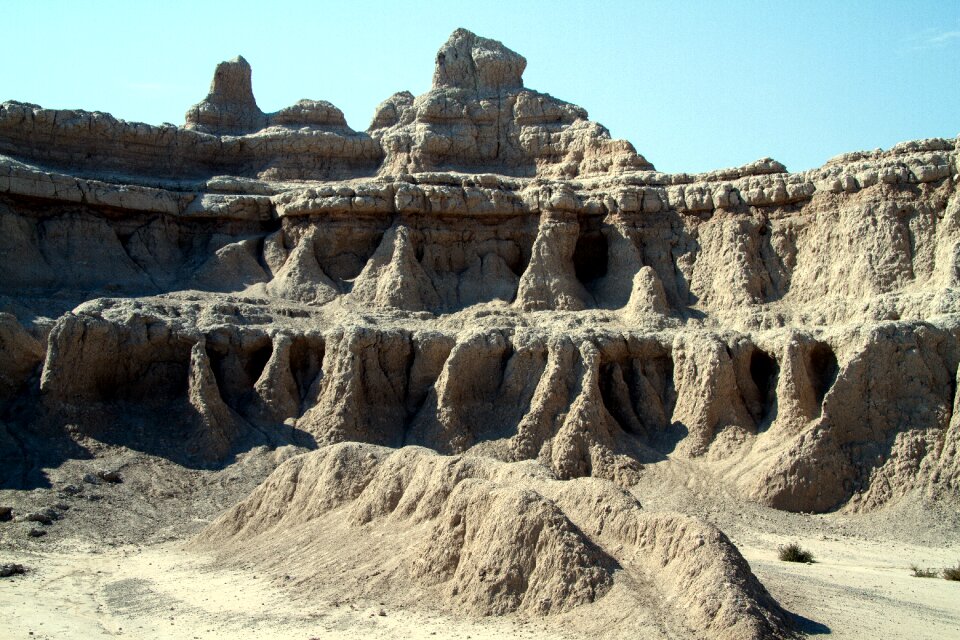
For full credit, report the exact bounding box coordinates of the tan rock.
[184,56,266,135]
[192,443,791,639]
[1,25,960,639]
[515,212,591,311]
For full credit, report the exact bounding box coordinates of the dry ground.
[3,535,958,639]
[1,447,959,639]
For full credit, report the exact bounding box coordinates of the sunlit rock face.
[1,28,958,519]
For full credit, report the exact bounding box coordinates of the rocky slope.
[1,27,958,638]
[194,443,790,639]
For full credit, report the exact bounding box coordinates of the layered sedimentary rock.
[369,29,651,177]
[2,27,959,638]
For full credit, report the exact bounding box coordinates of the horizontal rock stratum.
[1,28,958,639]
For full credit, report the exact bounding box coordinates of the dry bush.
[778,543,814,564]
[944,564,960,581]
[910,565,938,578]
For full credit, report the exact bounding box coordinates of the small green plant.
[944,564,960,581]
[778,543,814,564]
[910,565,938,578]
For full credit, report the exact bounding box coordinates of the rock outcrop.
[193,443,792,639]
[369,29,652,177]
[1,28,956,510]
[1,26,958,639]
[185,55,266,135]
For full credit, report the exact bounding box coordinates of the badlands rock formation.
[1,27,959,637]
[195,443,789,639]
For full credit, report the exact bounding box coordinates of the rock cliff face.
[1,27,958,638]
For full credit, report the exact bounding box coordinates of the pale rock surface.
[185,56,266,135]
[623,266,670,318]
[433,28,526,93]
[516,213,591,311]
[1,26,959,640]
[262,227,339,304]
[349,224,441,310]
[369,29,652,178]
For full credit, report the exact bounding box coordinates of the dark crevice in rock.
[808,342,839,407]
[245,343,273,388]
[289,335,325,408]
[599,352,676,444]
[748,348,778,428]
[573,223,609,289]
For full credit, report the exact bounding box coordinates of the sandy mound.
[193,443,792,639]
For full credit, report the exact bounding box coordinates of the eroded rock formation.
[194,443,791,639]
[1,27,958,638]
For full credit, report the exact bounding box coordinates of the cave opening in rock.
[96,343,192,406]
[245,343,273,386]
[204,344,229,398]
[204,336,273,409]
[808,343,839,405]
[573,228,608,286]
[313,220,392,287]
[748,349,778,425]
[289,336,325,405]
[507,224,537,279]
[600,361,640,435]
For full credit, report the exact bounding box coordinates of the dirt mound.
[193,443,792,638]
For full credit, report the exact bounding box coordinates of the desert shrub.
[944,564,960,581]
[910,565,938,578]
[778,543,814,563]
[0,563,26,578]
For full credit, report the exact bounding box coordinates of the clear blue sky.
[3,1,959,173]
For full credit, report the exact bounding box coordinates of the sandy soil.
[2,534,958,640]
[742,536,960,639]
[1,541,574,640]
